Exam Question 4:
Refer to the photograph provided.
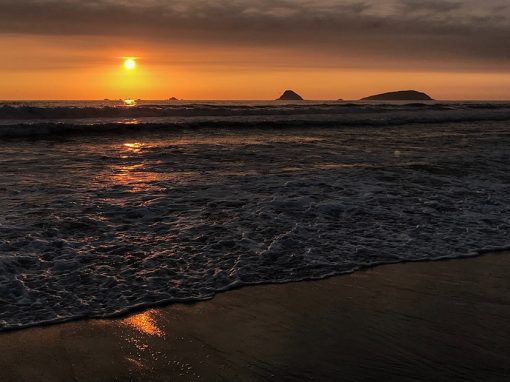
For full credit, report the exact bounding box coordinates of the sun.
[124,58,137,70]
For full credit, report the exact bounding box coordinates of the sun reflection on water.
[123,142,143,153]
[94,141,187,195]
[122,119,141,125]
[123,99,137,107]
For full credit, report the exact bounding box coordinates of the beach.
[3,0,510,379]
[1,251,509,381]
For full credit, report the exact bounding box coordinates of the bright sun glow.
[124,58,136,70]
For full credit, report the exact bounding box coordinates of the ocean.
[1,100,509,330]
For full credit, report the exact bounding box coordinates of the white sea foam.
[0,103,509,330]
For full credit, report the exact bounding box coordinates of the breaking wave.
[1,101,510,138]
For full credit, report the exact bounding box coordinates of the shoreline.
[1,248,507,334]
[1,251,510,381]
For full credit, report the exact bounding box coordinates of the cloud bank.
[1,0,510,69]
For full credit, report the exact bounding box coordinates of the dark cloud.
[1,0,509,69]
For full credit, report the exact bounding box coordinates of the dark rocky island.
[277,90,304,101]
[361,90,433,101]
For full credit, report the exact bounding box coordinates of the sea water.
[0,100,509,330]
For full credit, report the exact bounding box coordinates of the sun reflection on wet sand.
[114,310,169,375]
[121,310,164,337]
[110,308,201,378]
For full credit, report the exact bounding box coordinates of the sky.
[1,0,510,100]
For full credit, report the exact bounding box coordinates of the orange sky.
[1,0,510,100]
[2,36,509,100]
[3,64,510,101]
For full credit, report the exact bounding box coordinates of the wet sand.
[1,252,510,381]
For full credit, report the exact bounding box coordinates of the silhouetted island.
[169,97,179,101]
[277,90,304,101]
[362,90,433,101]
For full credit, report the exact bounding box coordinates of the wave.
[1,101,510,138]
[2,109,510,137]
[2,248,509,333]
[1,101,510,120]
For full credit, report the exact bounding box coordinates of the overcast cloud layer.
[2,0,510,69]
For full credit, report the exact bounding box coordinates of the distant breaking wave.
[1,101,510,137]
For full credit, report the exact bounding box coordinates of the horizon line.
[2,98,510,102]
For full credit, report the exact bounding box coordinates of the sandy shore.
[1,252,510,381]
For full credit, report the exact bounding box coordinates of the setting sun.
[124,58,136,70]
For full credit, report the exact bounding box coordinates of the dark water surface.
[0,104,510,330]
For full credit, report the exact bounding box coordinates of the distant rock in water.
[277,90,304,101]
[169,97,179,101]
[362,90,433,101]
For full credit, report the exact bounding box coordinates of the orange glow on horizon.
[0,36,509,100]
